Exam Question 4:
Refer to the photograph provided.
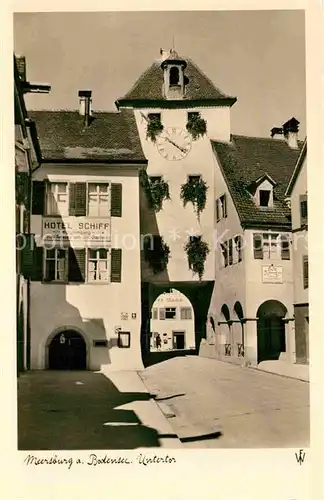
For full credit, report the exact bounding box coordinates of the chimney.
[15,55,26,81]
[78,90,92,126]
[283,117,299,149]
[159,48,171,62]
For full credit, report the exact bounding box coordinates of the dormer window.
[170,67,180,86]
[259,190,271,207]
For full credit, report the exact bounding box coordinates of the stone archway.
[220,304,231,356]
[257,300,287,363]
[233,301,244,358]
[47,329,87,370]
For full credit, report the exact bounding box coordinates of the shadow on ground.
[18,371,178,450]
[143,349,196,368]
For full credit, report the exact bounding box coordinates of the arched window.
[170,67,180,86]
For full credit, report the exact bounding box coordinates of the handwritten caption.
[24,453,176,469]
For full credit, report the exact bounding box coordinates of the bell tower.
[160,49,187,99]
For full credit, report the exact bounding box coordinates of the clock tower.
[116,49,237,354]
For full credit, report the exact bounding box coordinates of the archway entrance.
[257,300,287,363]
[48,330,86,370]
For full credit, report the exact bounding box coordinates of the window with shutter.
[300,195,308,226]
[180,307,192,320]
[70,183,87,216]
[216,199,220,222]
[68,248,86,282]
[253,234,263,259]
[32,181,45,215]
[46,182,68,216]
[21,234,36,278]
[111,183,122,217]
[280,235,290,260]
[159,308,166,320]
[44,248,68,282]
[228,239,233,265]
[88,183,109,217]
[303,256,308,289]
[110,248,122,282]
[87,248,109,282]
[30,246,43,282]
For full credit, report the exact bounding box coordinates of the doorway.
[257,300,287,363]
[48,330,87,370]
[173,331,185,350]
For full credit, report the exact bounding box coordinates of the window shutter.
[159,308,166,320]
[111,183,122,217]
[68,248,85,282]
[281,236,290,260]
[74,183,87,216]
[253,234,263,259]
[30,246,43,281]
[299,195,308,226]
[216,199,220,222]
[303,256,308,289]
[111,248,122,282]
[21,234,35,278]
[69,183,77,216]
[32,181,45,215]
[236,235,243,262]
[223,194,227,217]
[228,239,233,265]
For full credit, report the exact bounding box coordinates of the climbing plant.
[144,236,170,275]
[184,237,210,280]
[16,170,29,205]
[180,176,208,219]
[146,115,164,142]
[186,112,207,140]
[140,171,170,212]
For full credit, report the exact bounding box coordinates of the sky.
[14,10,306,138]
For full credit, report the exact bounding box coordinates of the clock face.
[156,127,192,161]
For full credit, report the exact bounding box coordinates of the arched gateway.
[48,330,87,370]
[257,300,287,363]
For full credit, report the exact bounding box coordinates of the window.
[180,307,192,320]
[152,308,158,320]
[88,183,109,217]
[234,235,243,262]
[221,241,229,267]
[118,331,131,348]
[149,176,162,184]
[253,233,283,260]
[262,233,279,259]
[216,194,227,221]
[189,235,201,244]
[228,239,233,265]
[87,248,109,282]
[259,190,271,207]
[44,248,67,282]
[165,307,177,320]
[188,175,201,184]
[46,182,68,216]
[300,195,308,226]
[148,113,161,122]
[303,256,308,289]
[280,235,290,260]
[188,112,199,121]
[169,67,180,86]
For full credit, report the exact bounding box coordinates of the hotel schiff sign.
[42,217,111,245]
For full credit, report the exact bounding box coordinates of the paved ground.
[139,356,310,448]
[18,370,181,450]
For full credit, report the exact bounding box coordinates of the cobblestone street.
[140,356,310,448]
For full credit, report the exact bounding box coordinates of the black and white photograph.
[13,9,311,451]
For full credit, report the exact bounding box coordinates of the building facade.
[285,140,308,364]
[28,97,147,371]
[150,289,195,351]
[201,120,303,366]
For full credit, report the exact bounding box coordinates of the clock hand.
[164,137,187,154]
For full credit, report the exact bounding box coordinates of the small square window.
[189,235,201,244]
[188,112,199,121]
[149,176,162,184]
[148,113,161,121]
[188,175,201,184]
[259,190,271,207]
[118,331,131,348]
[165,307,176,319]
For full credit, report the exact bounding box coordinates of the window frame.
[303,255,309,289]
[180,307,192,320]
[165,307,177,320]
[87,181,110,218]
[43,247,68,283]
[45,181,69,216]
[259,189,271,207]
[86,247,110,283]
[217,194,227,220]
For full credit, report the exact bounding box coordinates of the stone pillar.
[244,320,258,366]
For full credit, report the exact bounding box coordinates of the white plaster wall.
[134,107,230,283]
[30,165,143,371]
[290,156,308,305]
[150,290,195,350]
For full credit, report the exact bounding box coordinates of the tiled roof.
[116,58,236,105]
[29,109,147,163]
[212,135,303,228]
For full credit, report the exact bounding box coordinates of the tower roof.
[116,57,236,108]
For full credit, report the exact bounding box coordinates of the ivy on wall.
[186,112,207,140]
[180,176,208,219]
[140,171,170,212]
[144,235,170,274]
[146,115,164,142]
[184,237,210,280]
